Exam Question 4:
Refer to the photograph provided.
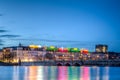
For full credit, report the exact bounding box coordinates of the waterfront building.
[95,44,108,53]
[2,44,45,62]
[0,44,115,63]
[0,49,3,60]
[108,52,120,60]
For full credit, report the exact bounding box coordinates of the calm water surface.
[0,66,120,80]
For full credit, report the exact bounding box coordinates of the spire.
[18,43,22,47]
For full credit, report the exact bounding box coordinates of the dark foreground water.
[0,66,120,80]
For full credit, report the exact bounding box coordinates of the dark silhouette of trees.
[45,53,53,60]
[2,51,16,62]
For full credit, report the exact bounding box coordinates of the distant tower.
[18,43,22,47]
[17,43,23,61]
[95,44,108,53]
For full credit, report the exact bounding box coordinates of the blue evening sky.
[0,0,120,52]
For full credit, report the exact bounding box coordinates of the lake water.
[0,66,120,80]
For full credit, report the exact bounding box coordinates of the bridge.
[20,60,120,66]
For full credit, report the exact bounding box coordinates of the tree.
[2,51,16,62]
[45,53,53,60]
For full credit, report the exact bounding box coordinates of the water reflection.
[68,67,80,80]
[103,67,109,80]
[0,66,119,80]
[13,66,25,80]
[90,67,99,80]
[24,67,29,80]
[13,67,19,80]
[43,66,58,80]
[29,66,38,80]
[37,66,43,80]
[81,67,90,80]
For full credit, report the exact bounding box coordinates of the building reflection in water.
[37,66,43,80]
[90,66,109,80]
[43,66,49,80]
[73,67,80,80]
[58,66,68,80]
[68,67,80,80]
[90,67,100,80]
[96,67,100,80]
[28,66,37,80]
[24,67,29,80]
[103,67,109,80]
[49,66,57,80]
[42,66,58,80]
[11,66,110,80]
[80,67,90,80]
[13,66,19,80]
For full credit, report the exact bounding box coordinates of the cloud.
[0,34,21,38]
[0,43,4,46]
[0,39,4,46]
[11,38,82,43]
[0,39,4,42]
[0,30,8,33]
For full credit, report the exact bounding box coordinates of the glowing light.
[13,59,18,63]
[97,55,99,58]
[63,48,68,52]
[58,47,64,52]
[46,46,58,51]
[24,58,29,62]
[74,48,78,50]
[50,46,55,49]
[81,48,89,54]
[38,45,42,48]
[29,59,33,62]
[29,45,40,49]
[70,48,80,52]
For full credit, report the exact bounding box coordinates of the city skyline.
[0,0,120,52]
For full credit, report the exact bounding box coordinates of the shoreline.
[0,60,120,66]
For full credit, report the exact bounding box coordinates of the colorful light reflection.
[80,67,90,80]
